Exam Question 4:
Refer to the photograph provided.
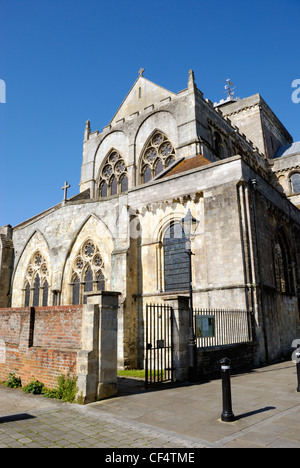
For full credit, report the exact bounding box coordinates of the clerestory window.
[140,132,176,184]
[99,151,128,198]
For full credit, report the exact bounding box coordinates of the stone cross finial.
[61,181,70,202]
[138,67,145,77]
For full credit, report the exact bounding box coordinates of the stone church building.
[1,69,300,371]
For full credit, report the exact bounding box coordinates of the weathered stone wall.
[219,94,293,158]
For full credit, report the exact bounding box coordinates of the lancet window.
[274,231,294,295]
[140,132,176,183]
[71,239,105,305]
[23,251,50,307]
[99,150,128,198]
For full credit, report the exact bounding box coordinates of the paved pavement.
[0,360,300,449]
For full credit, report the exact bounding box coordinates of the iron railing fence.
[193,308,255,349]
[145,304,174,386]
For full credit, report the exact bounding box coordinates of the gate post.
[163,296,190,382]
[77,291,120,403]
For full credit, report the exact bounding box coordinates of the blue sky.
[0,0,299,227]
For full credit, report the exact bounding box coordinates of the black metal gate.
[145,304,174,387]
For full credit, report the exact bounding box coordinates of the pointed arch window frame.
[273,230,295,295]
[23,251,51,307]
[98,150,128,198]
[139,131,176,185]
[70,239,106,305]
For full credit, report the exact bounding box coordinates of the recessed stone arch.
[11,230,52,307]
[61,215,114,305]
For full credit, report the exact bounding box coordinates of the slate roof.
[275,142,300,158]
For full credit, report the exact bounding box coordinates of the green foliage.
[4,372,77,403]
[42,387,58,399]
[23,380,44,394]
[5,373,22,388]
[43,374,78,403]
[56,374,78,402]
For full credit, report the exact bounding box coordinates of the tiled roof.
[161,154,211,178]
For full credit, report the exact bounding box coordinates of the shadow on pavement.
[0,413,36,424]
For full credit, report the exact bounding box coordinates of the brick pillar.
[77,291,120,404]
[163,296,190,382]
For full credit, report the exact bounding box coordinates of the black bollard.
[296,348,300,393]
[220,357,235,422]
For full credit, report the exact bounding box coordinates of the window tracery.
[99,151,128,198]
[23,251,50,307]
[140,132,176,183]
[71,239,105,305]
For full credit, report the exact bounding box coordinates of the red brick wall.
[0,306,83,388]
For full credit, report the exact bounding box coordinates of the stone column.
[163,296,190,382]
[77,291,120,403]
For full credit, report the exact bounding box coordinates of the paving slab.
[0,361,299,448]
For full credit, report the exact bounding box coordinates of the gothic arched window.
[72,275,80,305]
[291,173,300,194]
[71,239,105,305]
[213,132,223,158]
[274,232,294,295]
[24,282,30,307]
[99,150,128,197]
[163,222,190,292]
[140,132,176,184]
[33,274,40,307]
[42,280,49,307]
[23,251,50,307]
